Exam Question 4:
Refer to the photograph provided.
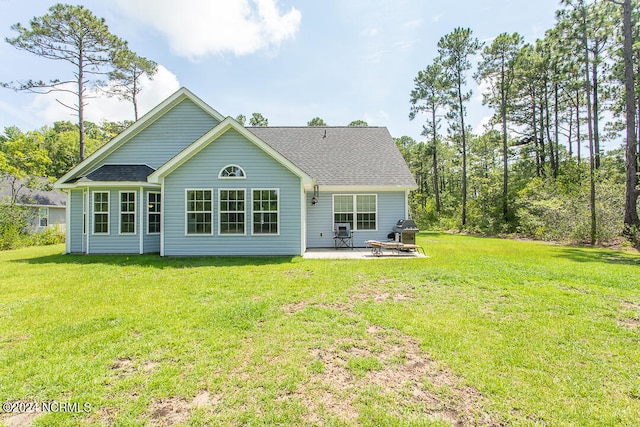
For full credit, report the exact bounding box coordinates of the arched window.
[219,165,246,179]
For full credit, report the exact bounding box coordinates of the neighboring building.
[54,88,416,256]
[0,177,67,232]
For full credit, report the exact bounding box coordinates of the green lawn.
[1,233,639,426]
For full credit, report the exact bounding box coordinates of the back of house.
[55,88,416,256]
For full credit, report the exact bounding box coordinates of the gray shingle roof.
[74,164,156,183]
[248,127,416,187]
[0,177,66,207]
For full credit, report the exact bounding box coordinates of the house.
[54,88,416,256]
[0,177,66,232]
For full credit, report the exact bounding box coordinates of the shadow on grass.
[552,247,640,267]
[13,252,299,269]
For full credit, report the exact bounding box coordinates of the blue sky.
[0,0,560,144]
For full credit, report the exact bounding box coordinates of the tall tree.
[437,27,482,226]
[249,113,269,126]
[608,0,640,229]
[105,49,157,121]
[477,32,524,223]
[307,117,327,126]
[2,3,125,161]
[410,61,450,214]
[348,120,368,127]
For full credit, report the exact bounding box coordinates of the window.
[356,195,377,230]
[333,194,377,231]
[219,165,246,179]
[39,208,49,227]
[148,192,161,234]
[186,190,212,234]
[120,192,136,234]
[219,189,245,234]
[252,189,278,234]
[93,191,109,234]
[333,195,354,227]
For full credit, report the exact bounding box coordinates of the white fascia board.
[316,185,417,192]
[58,181,161,189]
[54,87,224,189]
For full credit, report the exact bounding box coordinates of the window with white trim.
[186,190,212,234]
[333,194,377,231]
[120,192,136,234]
[356,195,377,230]
[219,165,246,178]
[252,189,278,234]
[39,207,49,227]
[219,189,245,234]
[148,192,161,234]
[93,191,109,234]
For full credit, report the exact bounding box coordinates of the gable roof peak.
[55,87,224,189]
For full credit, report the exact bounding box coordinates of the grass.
[0,233,639,426]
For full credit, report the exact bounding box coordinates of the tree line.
[406,0,639,245]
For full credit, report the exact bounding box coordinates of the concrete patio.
[303,246,426,259]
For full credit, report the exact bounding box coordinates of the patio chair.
[333,223,353,249]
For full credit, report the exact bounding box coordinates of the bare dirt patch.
[618,300,640,331]
[299,319,499,425]
[1,412,41,427]
[147,397,191,426]
[282,300,308,315]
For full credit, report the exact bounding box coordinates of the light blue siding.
[87,188,139,254]
[163,129,302,256]
[68,189,84,253]
[306,191,407,248]
[100,99,219,169]
[143,191,161,253]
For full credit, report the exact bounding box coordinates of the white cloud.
[27,65,180,125]
[115,0,301,60]
[472,115,494,135]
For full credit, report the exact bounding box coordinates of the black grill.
[393,219,419,245]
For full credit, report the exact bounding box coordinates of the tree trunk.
[78,47,85,161]
[622,0,640,229]
[539,102,547,176]
[576,90,581,165]
[501,62,508,223]
[582,6,597,245]
[458,78,468,227]
[592,51,601,169]
[554,82,560,175]
[431,108,441,214]
[544,82,557,178]
[532,91,541,177]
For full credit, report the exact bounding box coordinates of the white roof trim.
[148,117,314,185]
[316,185,418,192]
[54,87,224,189]
[56,181,161,189]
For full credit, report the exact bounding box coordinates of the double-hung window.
[148,192,161,234]
[120,192,136,234]
[93,191,109,234]
[219,189,245,234]
[252,189,278,234]
[333,194,377,231]
[355,195,377,230]
[186,190,212,234]
[39,208,49,227]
